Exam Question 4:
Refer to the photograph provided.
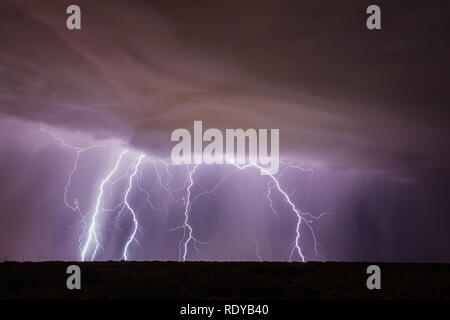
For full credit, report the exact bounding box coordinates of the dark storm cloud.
[1,0,449,179]
[1,0,450,262]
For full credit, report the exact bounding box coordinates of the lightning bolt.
[167,161,328,262]
[135,168,158,211]
[81,149,128,261]
[170,166,236,261]
[264,182,279,218]
[37,127,328,262]
[252,237,263,262]
[39,127,106,252]
[265,162,330,258]
[153,159,195,213]
[40,127,104,217]
[227,160,324,262]
[170,164,200,262]
[122,154,145,260]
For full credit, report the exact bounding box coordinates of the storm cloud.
[0,0,449,261]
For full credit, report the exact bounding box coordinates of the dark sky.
[0,0,449,262]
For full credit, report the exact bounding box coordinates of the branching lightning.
[227,160,306,262]
[81,149,128,261]
[122,154,145,260]
[40,127,104,218]
[42,127,328,262]
[40,127,106,252]
[169,165,203,262]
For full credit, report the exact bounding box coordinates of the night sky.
[0,0,449,262]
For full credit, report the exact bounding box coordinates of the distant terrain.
[0,261,449,299]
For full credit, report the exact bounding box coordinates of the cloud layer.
[1,0,448,178]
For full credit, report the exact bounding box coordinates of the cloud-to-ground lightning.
[265,162,330,257]
[168,161,327,262]
[252,237,263,262]
[171,164,200,262]
[40,127,327,262]
[122,154,146,260]
[81,149,128,261]
[227,159,327,262]
[170,165,235,261]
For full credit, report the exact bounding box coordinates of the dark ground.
[0,261,449,300]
